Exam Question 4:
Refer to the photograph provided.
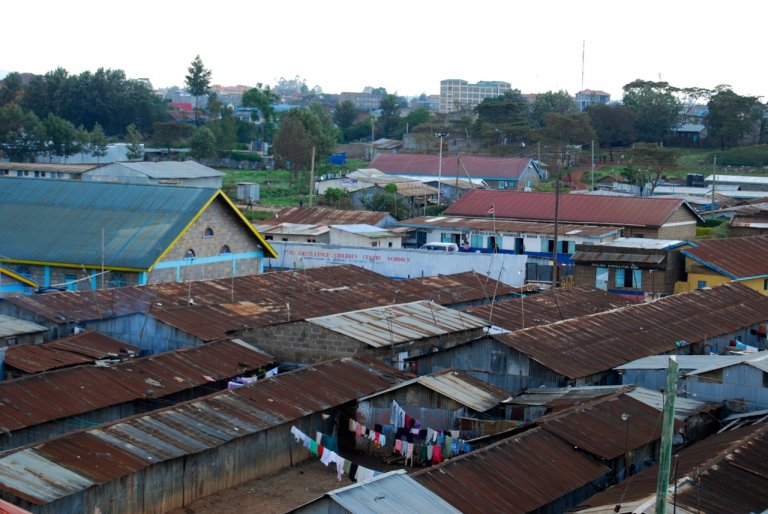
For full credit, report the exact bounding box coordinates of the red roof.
[444,189,689,228]
[682,235,768,278]
[370,153,536,180]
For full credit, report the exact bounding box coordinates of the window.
[632,269,642,288]
[109,272,127,288]
[388,242,393,248]
[490,351,507,373]
[15,265,32,278]
[596,267,609,290]
[265,235,273,240]
[615,269,627,287]
[697,280,707,289]
[220,245,231,254]
[184,249,196,259]
[65,273,77,291]
[371,242,379,247]
[306,238,316,243]
[764,279,768,291]
[204,227,214,238]
[6,337,17,346]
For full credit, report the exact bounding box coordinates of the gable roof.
[370,153,538,180]
[96,160,223,179]
[681,235,768,279]
[493,282,768,379]
[0,178,276,270]
[444,189,702,227]
[272,207,393,226]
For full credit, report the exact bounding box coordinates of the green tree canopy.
[185,55,212,125]
[535,112,596,177]
[89,122,109,162]
[273,103,339,176]
[334,100,358,142]
[152,121,195,151]
[42,113,82,162]
[627,143,676,194]
[189,126,218,159]
[377,94,401,137]
[0,103,45,161]
[705,86,763,150]
[242,83,280,143]
[586,103,636,148]
[473,90,532,150]
[125,123,144,160]
[622,80,681,143]
[530,90,577,128]
[0,72,24,106]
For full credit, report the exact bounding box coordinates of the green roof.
[0,178,226,270]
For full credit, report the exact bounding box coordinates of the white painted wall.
[264,242,527,285]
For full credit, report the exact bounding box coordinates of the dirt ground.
[167,452,409,514]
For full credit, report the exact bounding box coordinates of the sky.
[3,1,767,102]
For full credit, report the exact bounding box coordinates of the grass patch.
[696,219,730,239]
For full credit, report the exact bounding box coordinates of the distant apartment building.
[439,79,512,114]
[575,89,610,111]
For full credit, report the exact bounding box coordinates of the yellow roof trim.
[0,266,38,288]
[147,190,277,271]
[0,259,145,273]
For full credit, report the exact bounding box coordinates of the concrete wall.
[264,242,527,286]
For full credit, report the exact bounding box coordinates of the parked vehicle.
[419,242,459,252]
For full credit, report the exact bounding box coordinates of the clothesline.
[227,365,279,389]
[290,426,382,483]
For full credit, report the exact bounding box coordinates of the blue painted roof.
[0,178,219,270]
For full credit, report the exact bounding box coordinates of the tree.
[90,122,109,162]
[273,104,340,179]
[627,143,676,194]
[361,183,411,219]
[586,103,636,151]
[125,123,144,161]
[622,80,681,143]
[323,187,351,209]
[530,90,577,128]
[0,103,45,161]
[242,83,280,143]
[43,113,80,162]
[185,55,212,126]
[378,94,401,137]
[208,115,237,155]
[189,127,218,159]
[473,90,532,150]
[152,121,194,152]
[0,72,24,106]
[334,100,358,142]
[705,86,763,149]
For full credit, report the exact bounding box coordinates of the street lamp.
[621,413,631,478]
[435,132,449,205]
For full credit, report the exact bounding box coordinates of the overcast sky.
[3,1,766,102]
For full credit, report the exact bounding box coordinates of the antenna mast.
[581,40,585,91]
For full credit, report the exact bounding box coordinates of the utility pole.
[710,155,717,219]
[655,356,679,514]
[591,139,595,190]
[308,146,315,208]
[435,132,449,205]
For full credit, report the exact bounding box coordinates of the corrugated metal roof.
[318,470,462,513]
[329,224,393,236]
[0,355,412,505]
[371,154,537,180]
[706,174,768,185]
[615,353,766,372]
[271,207,393,226]
[682,235,768,279]
[443,189,698,227]
[4,331,139,374]
[0,179,271,269]
[506,385,628,407]
[413,427,610,514]
[360,369,511,412]
[307,300,488,348]
[252,222,329,237]
[594,237,685,249]
[625,387,715,420]
[397,215,620,237]
[572,251,666,265]
[0,162,99,174]
[493,282,768,379]
[0,339,274,432]
[539,391,677,460]
[102,161,223,179]
[0,314,47,338]
[465,286,632,332]
[577,422,768,514]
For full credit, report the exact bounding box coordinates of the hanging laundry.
[265,367,279,378]
[432,444,442,464]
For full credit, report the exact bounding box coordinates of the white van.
[419,242,459,252]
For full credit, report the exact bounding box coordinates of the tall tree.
[586,103,636,151]
[272,115,312,180]
[152,121,195,152]
[125,123,144,161]
[473,90,532,150]
[89,122,109,162]
[189,126,218,159]
[242,83,279,143]
[334,100,358,142]
[185,55,212,126]
[0,72,24,106]
[627,143,676,194]
[622,80,681,143]
[273,103,339,179]
[378,94,401,137]
[0,103,45,161]
[43,113,80,162]
[530,90,577,128]
[705,86,763,149]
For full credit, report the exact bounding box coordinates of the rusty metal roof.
[0,355,412,505]
[398,216,621,238]
[0,339,274,433]
[682,235,768,279]
[493,282,768,379]
[572,251,667,265]
[538,391,678,460]
[6,265,505,324]
[270,207,393,226]
[0,314,47,338]
[577,422,768,513]
[307,301,488,348]
[466,286,632,332]
[413,427,610,514]
[4,331,139,374]
[443,189,700,227]
[360,369,511,412]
